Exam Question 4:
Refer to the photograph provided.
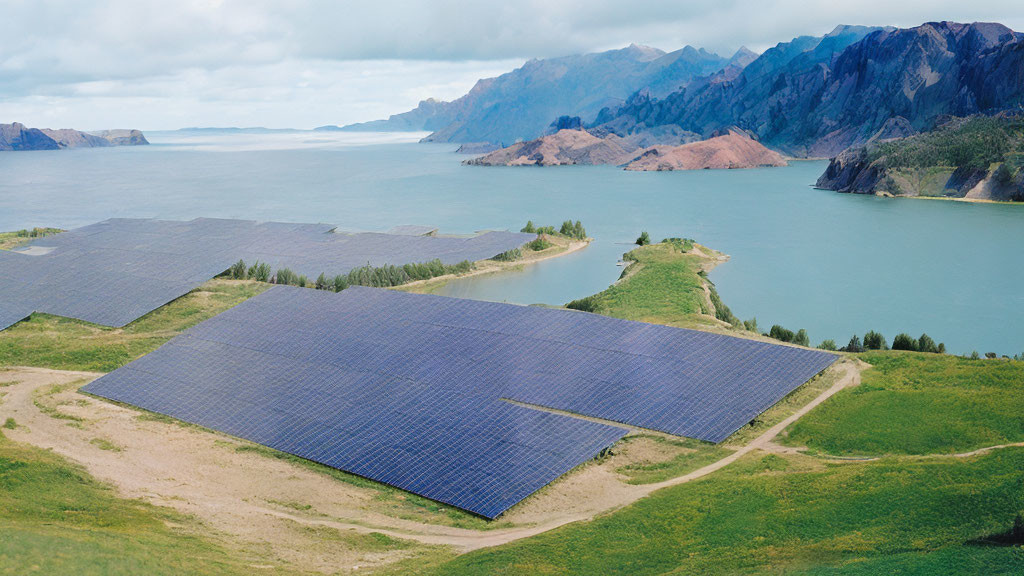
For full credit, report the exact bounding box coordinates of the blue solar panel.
[0,218,533,331]
[82,285,836,517]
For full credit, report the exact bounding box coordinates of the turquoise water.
[2,131,1022,355]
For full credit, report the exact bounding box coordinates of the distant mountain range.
[322,44,754,147]
[0,122,148,151]
[334,22,1024,160]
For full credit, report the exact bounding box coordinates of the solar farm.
[0,217,533,331]
[82,285,836,518]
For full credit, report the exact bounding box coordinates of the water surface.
[2,131,1021,355]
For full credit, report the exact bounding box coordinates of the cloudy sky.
[2,0,1022,130]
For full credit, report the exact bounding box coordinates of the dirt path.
[0,360,862,563]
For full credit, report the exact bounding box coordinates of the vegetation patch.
[520,219,587,240]
[614,434,732,484]
[0,280,267,372]
[0,227,63,251]
[785,352,1024,456]
[225,257,476,290]
[412,449,1024,575]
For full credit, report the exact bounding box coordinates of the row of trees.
[224,258,475,291]
[839,331,945,354]
[492,248,522,262]
[521,220,587,240]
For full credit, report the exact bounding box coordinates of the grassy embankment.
[0,227,62,251]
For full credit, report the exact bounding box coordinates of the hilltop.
[0,122,148,151]
[817,114,1024,201]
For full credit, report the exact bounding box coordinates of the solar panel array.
[83,285,836,517]
[0,218,533,331]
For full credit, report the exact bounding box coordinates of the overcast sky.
[2,0,1022,130]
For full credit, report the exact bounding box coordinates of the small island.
[0,122,148,151]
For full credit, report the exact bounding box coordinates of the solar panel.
[82,285,836,517]
[0,218,533,331]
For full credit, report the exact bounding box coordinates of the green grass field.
[0,280,267,372]
[407,449,1024,575]
[0,433,267,576]
[785,352,1024,456]
[566,241,712,327]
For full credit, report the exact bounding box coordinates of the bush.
[743,317,758,333]
[793,329,810,347]
[818,339,837,351]
[274,268,297,286]
[938,342,946,354]
[863,330,888,350]
[297,275,308,288]
[985,352,998,359]
[315,272,328,290]
[521,221,536,233]
[229,259,247,280]
[769,325,795,343]
[662,238,695,252]
[636,231,651,246]
[527,237,552,251]
[248,261,271,282]
[566,294,600,313]
[332,274,348,292]
[892,333,919,351]
[492,248,522,262]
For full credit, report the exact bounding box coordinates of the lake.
[2,130,1022,355]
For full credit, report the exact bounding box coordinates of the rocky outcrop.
[465,129,640,166]
[1,123,148,151]
[623,131,788,171]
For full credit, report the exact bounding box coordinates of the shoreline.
[812,185,1024,207]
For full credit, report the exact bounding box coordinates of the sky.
[2,0,1022,130]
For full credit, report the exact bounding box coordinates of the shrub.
[917,333,939,353]
[985,352,998,359]
[793,329,810,347]
[863,330,888,350]
[970,351,980,360]
[743,317,758,333]
[248,261,271,282]
[332,275,348,292]
[274,268,297,286]
[297,275,308,288]
[662,238,695,252]
[636,231,651,246]
[492,248,522,262]
[566,294,600,313]
[521,221,536,233]
[892,333,919,351]
[769,325,795,343]
[938,342,947,354]
[818,339,837,351]
[229,259,247,279]
[527,237,552,251]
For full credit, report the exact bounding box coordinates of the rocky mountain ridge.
[0,123,149,151]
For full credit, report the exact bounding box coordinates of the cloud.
[1,0,1021,129]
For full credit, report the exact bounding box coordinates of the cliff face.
[602,22,1024,157]
[0,122,60,151]
[0,123,149,151]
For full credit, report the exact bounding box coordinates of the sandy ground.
[0,359,862,574]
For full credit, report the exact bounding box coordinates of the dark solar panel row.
[0,218,533,331]
[83,285,836,517]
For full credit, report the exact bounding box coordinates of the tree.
[573,220,586,239]
[917,333,938,353]
[636,231,651,246]
[332,275,348,292]
[863,330,888,350]
[985,352,998,359]
[521,221,536,234]
[844,335,864,353]
[818,339,837,351]
[315,272,328,290]
[892,333,919,351]
[794,329,810,347]
[970,350,980,360]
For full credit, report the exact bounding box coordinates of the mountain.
[816,114,1024,201]
[0,123,149,151]
[623,130,787,171]
[597,22,1024,157]
[336,44,735,146]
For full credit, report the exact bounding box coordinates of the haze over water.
[2,131,1022,355]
